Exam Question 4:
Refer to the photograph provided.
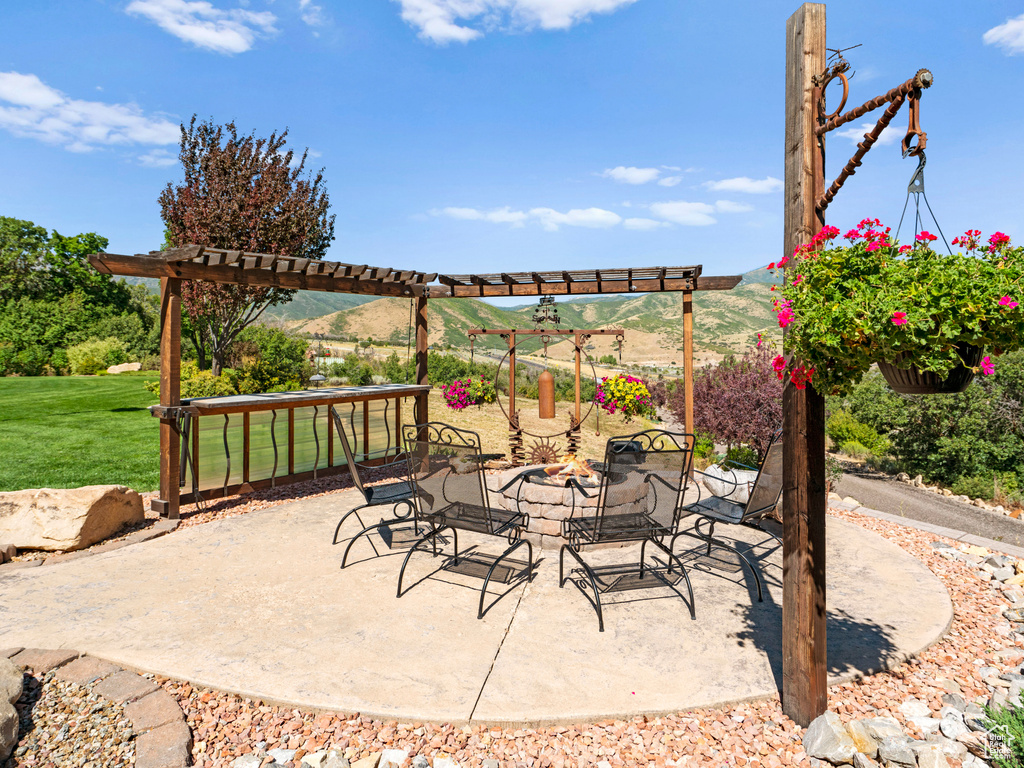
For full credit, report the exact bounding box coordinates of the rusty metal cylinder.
[538,369,555,419]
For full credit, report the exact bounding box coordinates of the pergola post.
[414,295,429,426]
[682,290,694,435]
[782,2,828,726]
[153,277,182,520]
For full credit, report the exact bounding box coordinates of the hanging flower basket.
[767,221,1020,397]
[877,341,983,394]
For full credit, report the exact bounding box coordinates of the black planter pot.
[877,342,983,395]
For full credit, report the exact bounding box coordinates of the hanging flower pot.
[766,222,1021,397]
[877,342,983,395]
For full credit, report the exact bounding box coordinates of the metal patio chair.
[559,429,696,632]
[330,406,419,566]
[398,422,534,619]
[672,430,783,603]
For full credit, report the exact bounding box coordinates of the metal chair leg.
[560,545,605,632]
[333,504,370,545]
[478,538,533,619]
[649,538,696,620]
[397,526,449,598]
[341,518,395,568]
[675,519,764,604]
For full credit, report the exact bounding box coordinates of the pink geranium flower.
[990,232,1011,249]
[891,311,909,326]
[916,231,938,243]
[998,296,1019,309]
[981,356,995,375]
[898,245,913,254]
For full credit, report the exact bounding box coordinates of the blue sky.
[1,0,1022,292]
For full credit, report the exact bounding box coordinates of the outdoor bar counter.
[160,383,430,505]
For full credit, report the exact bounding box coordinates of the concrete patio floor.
[0,488,952,725]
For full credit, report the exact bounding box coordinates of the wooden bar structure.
[173,385,428,505]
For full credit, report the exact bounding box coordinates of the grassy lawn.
[0,375,160,492]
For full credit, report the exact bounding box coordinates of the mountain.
[291,266,781,365]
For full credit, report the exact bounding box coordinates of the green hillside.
[295,266,781,362]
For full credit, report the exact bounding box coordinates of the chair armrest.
[568,476,594,498]
[693,467,742,493]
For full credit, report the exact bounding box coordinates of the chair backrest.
[743,430,783,520]
[330,406,368,500]
[402,422,488,520]
[592,429,693,540]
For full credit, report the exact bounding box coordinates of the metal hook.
[906,150,926,195]
[902,90,927,157]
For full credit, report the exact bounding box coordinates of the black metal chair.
[330,406,419,566]
[559,429,696,632]
[399,422,534,619]
[672,430,784,603]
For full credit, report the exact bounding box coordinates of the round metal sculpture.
[492,336,599,441]
[526,437,560,465]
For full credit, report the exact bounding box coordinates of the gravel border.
[1,649,192,768]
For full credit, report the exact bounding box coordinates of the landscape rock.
[900,699,931,719]
[992,567,1015,582]
[433,758,459,768]
[411,756,430,768]
[913,744,951,768]
[909,716,942,735]
[351,753,382,768]
[877,735,917,766]
[107,362,142,374]
[913,475,924,487]
[269,748,297,763]
[0,544,14,563]
[802,711,857,765]
[846,720,878,758]
[232,757,262,768]
[860,717,905,745]
[0,657,19,763]
[941,693,967,712]
[325,750,351,768]
[378,747,409,768]
[0,485,143,551]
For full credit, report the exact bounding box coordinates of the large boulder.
[0,486,144,552]
[0,656,22,762]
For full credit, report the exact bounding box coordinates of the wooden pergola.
[88,245,740,519]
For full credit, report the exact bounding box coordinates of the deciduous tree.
[159,117,335,375]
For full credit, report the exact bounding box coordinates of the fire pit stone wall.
[485,465,647,550]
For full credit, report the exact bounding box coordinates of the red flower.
[916,231,938,242]
[898,245,912,254]
[790,365,814,390]
[990,231,1011,249]
[891,311,909,326]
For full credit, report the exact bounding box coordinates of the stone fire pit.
[487,464,648,550]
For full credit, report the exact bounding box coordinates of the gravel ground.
[147,505,1016,768]
[4,670,134,768]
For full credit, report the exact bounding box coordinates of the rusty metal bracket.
[901,89,927,157]
[814,68,932,213]
[149,404,199,419]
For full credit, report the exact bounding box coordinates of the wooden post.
[574,333,582,424]
[154,277,181,519]
[508,332,517,419]
[682,291,694,435]
[415,296,429,426]
[783,2,829,726]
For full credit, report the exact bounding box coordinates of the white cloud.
[834,121,901,147]
[529,207,621,231]
[394,0,637,44]
[0,71,179,152]
[138,148,178,167]
[704,176,783,194]
[298,0,327,27]
[434,206,529,226]
[126,0,278,54]
[657,176,682,187]
[984,13,1024,55]
[649,201,717,226]
[601,166,660,185]
[623,217,669,230]
[432,204,621,230]
[714,200,753,213]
